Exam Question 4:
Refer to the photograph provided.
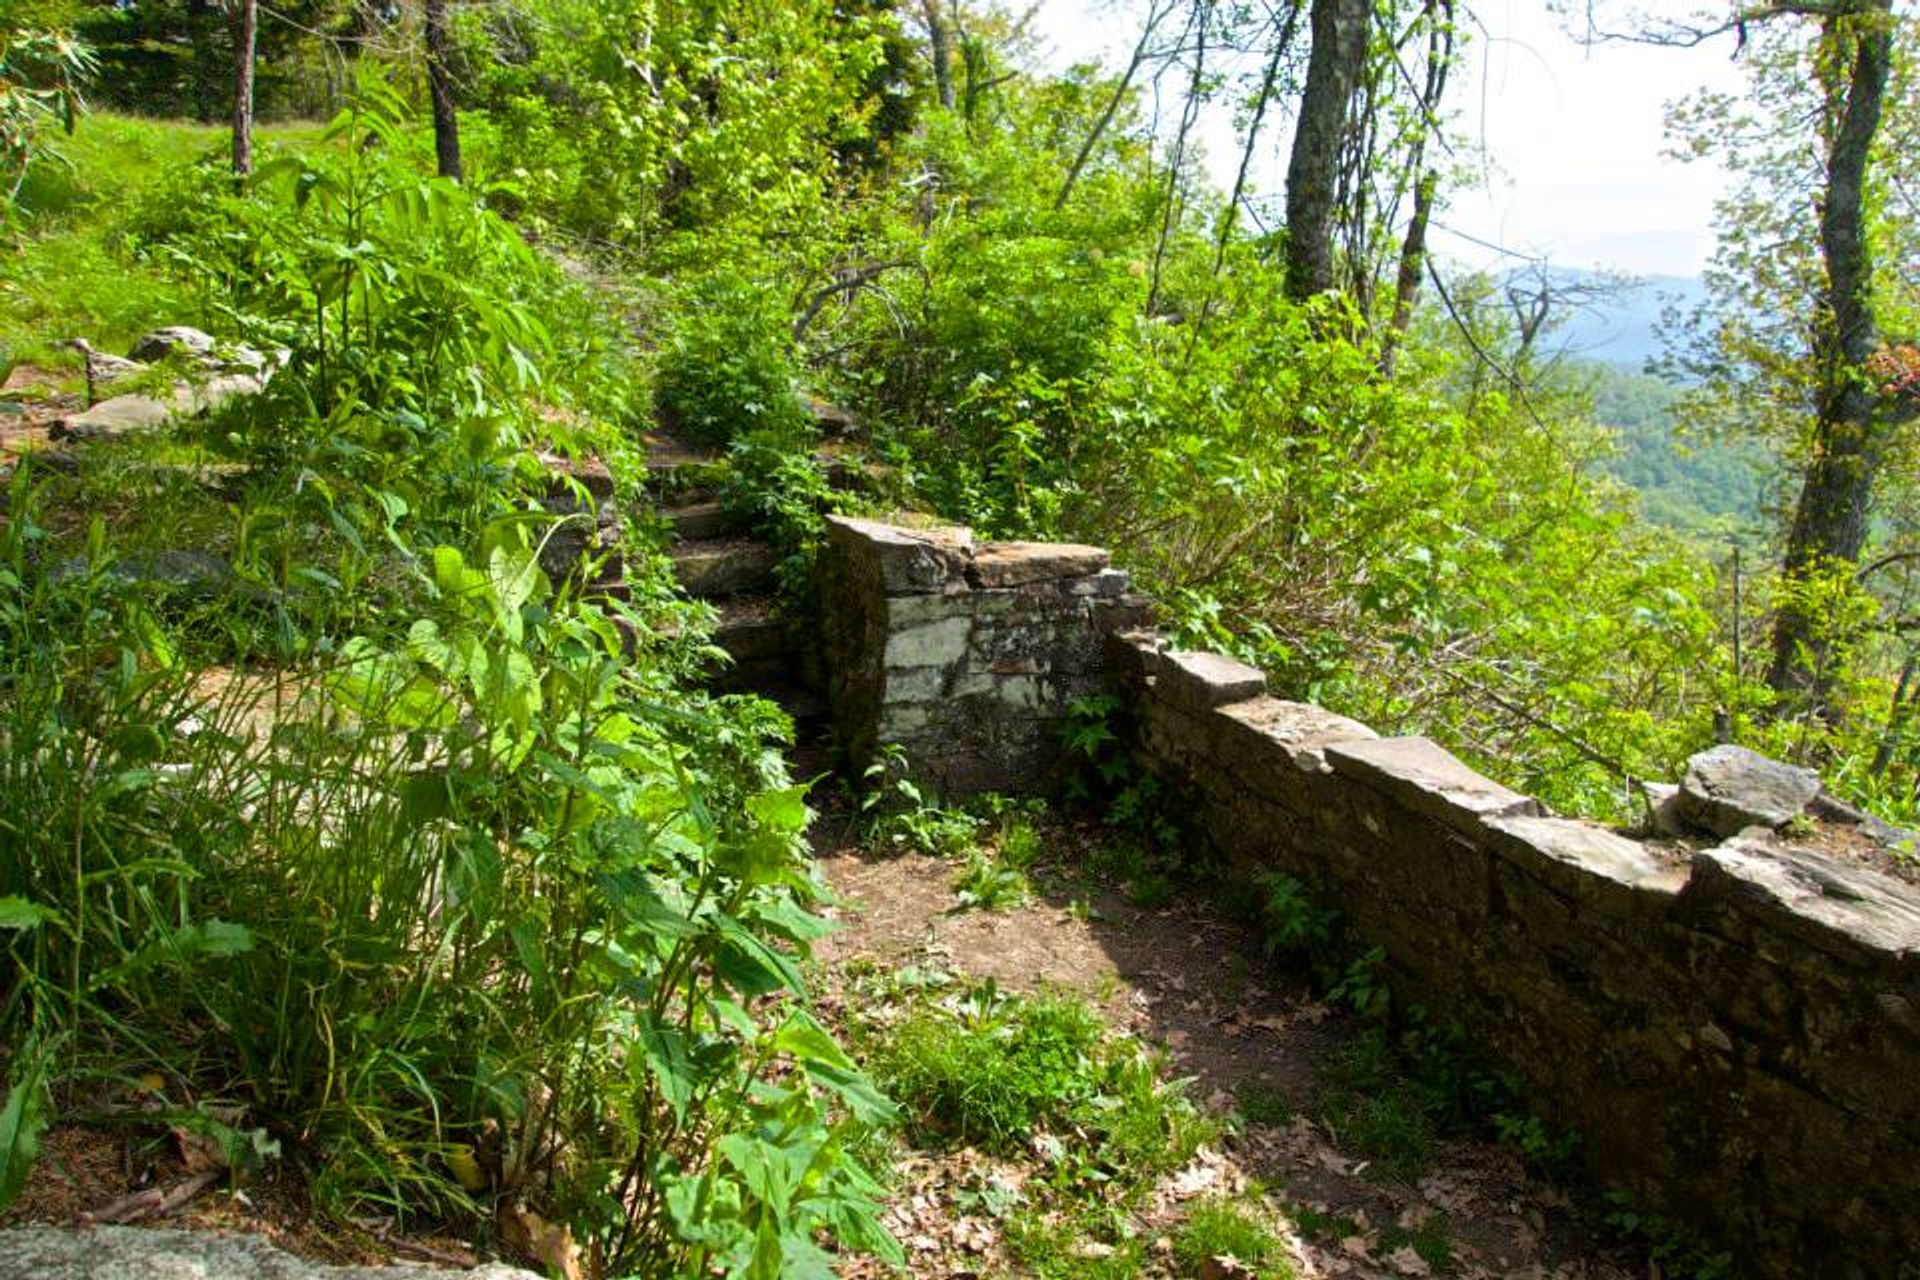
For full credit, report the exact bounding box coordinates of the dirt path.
[811,806,1646,1280]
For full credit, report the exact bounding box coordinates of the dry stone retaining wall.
[818,517,1920,1280]
[819,516,1148,795]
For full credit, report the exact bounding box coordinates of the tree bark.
[425,0,463,181]
[1283,0,1371,302]
[1380,168,1437,371]
[923,0,956,109]
[1766,0,1895,709]
[229,0,257,177]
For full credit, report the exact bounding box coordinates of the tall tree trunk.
[923,0,956,109]
[425,0,463,181]
[1283,0,1371,302]
[1766,1,1895,710]
[229,0,257,176]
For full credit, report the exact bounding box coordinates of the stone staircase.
[538,408,897,740]
[642,434,795,691]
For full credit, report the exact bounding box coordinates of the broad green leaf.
[746,785,811,835]
[0,898,53,931]
[636,1013,695,1124]
[0,1040,55,1214]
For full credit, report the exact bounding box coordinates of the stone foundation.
[817,518,1920,1280]
[818,516,1148,795]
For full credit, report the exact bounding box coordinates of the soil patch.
[812,808,1648,1280]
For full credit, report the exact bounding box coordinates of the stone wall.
[817,517,1920,1280]
[1107,630,1920,1280]
[818,516,1148,795]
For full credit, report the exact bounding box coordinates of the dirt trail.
[811,807,1645,1280]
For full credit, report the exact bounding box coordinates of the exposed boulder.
[0,1226,540,1280]
[1672,744,1822,839]
[129,326,219,364]
[49,549,234,595]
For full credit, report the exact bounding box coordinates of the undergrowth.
[847,971,1215,1277]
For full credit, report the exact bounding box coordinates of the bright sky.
[1032,0,1750,279]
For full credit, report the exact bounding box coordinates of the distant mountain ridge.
[1547,270,1711,371]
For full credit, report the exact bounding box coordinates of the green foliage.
[0,112,234,357]
[0,464,897,1270]
[657,272,811,448]
[718,429,843,598]
[1172,1197,1296,1280]
[1061,694,1183,863]
[459,0,889,248]
[1602,1193,1735,1280]
[867,981,1207,1171]
[947,805,1041,911]
[1233,1077,1296,1129]
[859,745,983,857]
[1316,1034,1439,1181]
[1583,360,1769,539]
[0,23,94,212]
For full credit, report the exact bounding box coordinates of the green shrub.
[870,982,1208,1179]
[656,272,810,448]
[1173,1197,1296,1280]
[1316,1033,1438,1182]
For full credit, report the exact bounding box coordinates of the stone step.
[712,593,788,664]
[672,537,779,599]
[668,500,737,541]
[641,434,722,503]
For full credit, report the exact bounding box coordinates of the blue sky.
[1033,0,1748,279]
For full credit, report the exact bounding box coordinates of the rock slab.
[1674,744,1822,838]
[0,1227,538,1280]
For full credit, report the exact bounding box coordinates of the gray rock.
[1154,649,1267,713]
[671,539,778,598]
[50,394,174,442]
[0,1226,539,1280]
[824,515,972,594]
[50,549,234,595]
[1214,696,1376,773]
[1690,830,1920,965]
[1326,735,1544,833]
[128,326,218,364]
[1674,744,1822,838]
[967,540,1110,589]
[52,371,271,443]
[1639,781,1691,838]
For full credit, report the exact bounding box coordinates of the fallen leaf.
[1387,1245,1433,1276]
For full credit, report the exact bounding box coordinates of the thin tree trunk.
[229,0,258,177]
[425,0,463,180]
[1181,3,1300,365]
[1767,1,1895,710]
[1380,168,1436,371]
[1871,651,1918,776]
[923,0,956,109]
[1147,0,1213,315]
[1283,0,1371,302]
[1381,0,1453,373]
[1054,0,1175,210]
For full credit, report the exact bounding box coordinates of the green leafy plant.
[657,271,810,448]
[0,25,95,210]
[860,745,982,857]
[1602,1193,1734,1280]
[1172,1196,1296,1280]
